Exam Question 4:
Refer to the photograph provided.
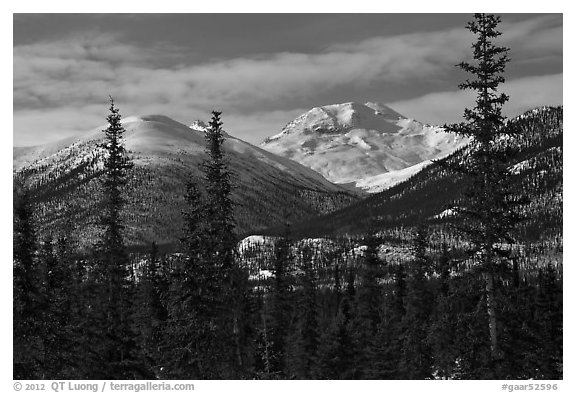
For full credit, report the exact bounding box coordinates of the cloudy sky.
[13,13,562,146]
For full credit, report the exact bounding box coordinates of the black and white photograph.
[11,5,564,386]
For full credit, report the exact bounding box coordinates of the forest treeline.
[13,14,562,380]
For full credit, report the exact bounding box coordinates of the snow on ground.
[510,159,530,175]
[355,159,433,193]
[432,208,456,219]
[239,235,274,248]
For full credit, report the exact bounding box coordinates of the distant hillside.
[271,107,562,244]
[13,115,359,249]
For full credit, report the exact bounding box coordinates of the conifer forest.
[13,14,562,380]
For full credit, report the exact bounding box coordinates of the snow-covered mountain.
[260,102,468,192]
[279,106,563,239]
[13,115,358,247]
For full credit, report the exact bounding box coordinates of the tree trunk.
[233,314,243,369]
[484,271,503,365]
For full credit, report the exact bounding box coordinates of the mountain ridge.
[13,114,360,248]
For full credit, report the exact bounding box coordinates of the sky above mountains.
[13,13,562,146]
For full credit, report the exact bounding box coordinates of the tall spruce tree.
[203,111,251,376]
[91,97,139,378]
[162,157,222,379]
[163,111,251,378]
[444,14,524,375]
[203,111,236,265]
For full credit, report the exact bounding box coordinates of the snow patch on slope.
[356,159,433,193]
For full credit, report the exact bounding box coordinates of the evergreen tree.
[315,297,356,379]
[399,226,433,379]
[290,246,319,378]
[202,111,236,265]
[268,233,293,376]
[356,233,383,332]
[182,182,205,255]
[369,261,407,379]
[532,264,562,378]
[204,112,252,377]
[449,270,493,379]
[54,231,85,378]
[38,235,75,378]
[254,290,277,379]
[133,242,168,376]
[89,97,140,378]
[351,231,383,378]
[444,14,525,375]
[203,111,253,376]
[162,111,251,378]
[428,243,458,379]
[161,179,223,378]
[13,184,43,379]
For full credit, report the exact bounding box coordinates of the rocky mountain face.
[260,102,468,192]
[13,115,359,249]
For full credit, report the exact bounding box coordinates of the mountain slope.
[260,102,468,191]
[13,114,359,248]
[268,106,562,243]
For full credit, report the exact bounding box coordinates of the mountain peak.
[189,120,209,132]
[364,102,406,120]
[121,114,183,126]
[263,101,405,143]
[260,101,468,187]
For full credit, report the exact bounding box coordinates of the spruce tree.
[269,234,293,376]
[163,111,251,378]
[290,246,319,378]
[400,226,433,379]
[13,183,42,379]
[315,297,356,379]
[202,111,236,266]
[202,111,251,376]
[351,231,383,378]
[182,182,205,255]
[371,261,407,379]
[427,243,458,379]
[54,231,84,378]
[133,242,167,376]
[39,235,74,378]
[90,97,139,378]
[161,179,221,378]
[533,264,562,378]
[355,232,383,335]
[444,14,525,375]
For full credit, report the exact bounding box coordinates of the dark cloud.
[13,14,562,146]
